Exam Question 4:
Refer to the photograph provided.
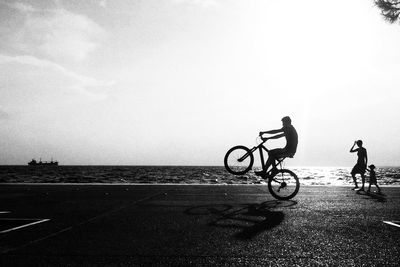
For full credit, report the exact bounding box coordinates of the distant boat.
[28,158,59,166]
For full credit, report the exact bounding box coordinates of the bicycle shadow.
[356,190,386,202]
[184,200,297,240]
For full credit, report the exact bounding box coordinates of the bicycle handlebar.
[256,135,269,145]
[258,133,269,140]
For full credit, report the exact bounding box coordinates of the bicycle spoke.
[229,150,249,172]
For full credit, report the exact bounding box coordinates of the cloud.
[4,4,105,62]
[0,54,113,102]
[0,105,9,120]
[172,0,219,8]
[9,2,37,12]
[99,0,107,8]
[0,54,112,87]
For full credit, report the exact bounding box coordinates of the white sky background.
[0,0,399,166]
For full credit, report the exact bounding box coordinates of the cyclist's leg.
[255,148,285,177]
[265,148,285,172]
[255,149,278,176]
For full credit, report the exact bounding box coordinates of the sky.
[0,0,399,166]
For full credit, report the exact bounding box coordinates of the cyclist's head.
[356,140,363,147]
[281,116,291,125]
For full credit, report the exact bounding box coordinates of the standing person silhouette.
[367,164,381,193]
[255,116,298,177]
[350,140,368,191]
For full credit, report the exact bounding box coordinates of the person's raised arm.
[350,141,358,153]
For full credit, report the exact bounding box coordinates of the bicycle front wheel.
[268,169,299,200]
[224,145,254,175]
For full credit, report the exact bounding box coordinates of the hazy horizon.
[2,164,400,168]
[1,0,400,167]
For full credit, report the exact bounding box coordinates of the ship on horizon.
[28,158,59,166]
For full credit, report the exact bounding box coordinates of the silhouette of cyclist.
[255,116,298,177]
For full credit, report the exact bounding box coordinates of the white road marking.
[0,211,11,214]
[383,221,400,228]
[0,218,50,234]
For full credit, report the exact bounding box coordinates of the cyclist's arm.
[267,133,285,140]
[260,128,283,135]
[260,128,285,141]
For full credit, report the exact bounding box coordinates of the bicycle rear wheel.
[224,145,254,175]
[268,169,299,200]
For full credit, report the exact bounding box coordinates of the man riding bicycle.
[255,116,298,177]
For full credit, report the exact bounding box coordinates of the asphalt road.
[0,184,399,266]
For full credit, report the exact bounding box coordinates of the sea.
[0,166,400,186]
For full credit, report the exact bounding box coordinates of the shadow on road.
[185,200,297,240]
[356,190,386,202]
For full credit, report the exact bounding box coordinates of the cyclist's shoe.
[254,170,266,177]
[255,170,272,179]
[255,168,279,179]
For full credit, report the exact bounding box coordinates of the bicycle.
[224,136,300,200]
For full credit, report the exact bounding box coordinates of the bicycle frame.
[238,139,286,172]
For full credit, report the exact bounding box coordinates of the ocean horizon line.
[1,165,399,186]
[1,164,400,168]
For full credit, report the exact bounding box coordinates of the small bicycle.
[224,136,300,200]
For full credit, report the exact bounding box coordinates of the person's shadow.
[184,200,297,240]
[356,190,386,202]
